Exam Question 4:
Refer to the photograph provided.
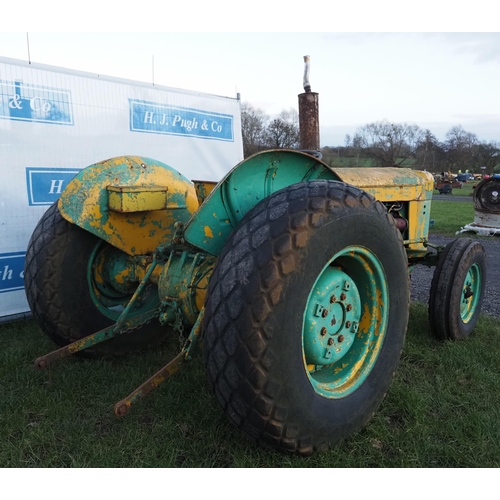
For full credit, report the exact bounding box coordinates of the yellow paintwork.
[193,180,217,206]
[332,168,434,202]
[332,167,434,254]
[58,156,200,256]
[407,200,431,251]
[108,186,170,213]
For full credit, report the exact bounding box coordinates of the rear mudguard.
[184,150,342,256]
[58,156,199,256]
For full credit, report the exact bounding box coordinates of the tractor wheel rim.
[302,246,389,398]
[460,263,481,323]
[87,241,159,320]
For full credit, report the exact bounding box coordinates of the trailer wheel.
[24,202,168,357]
[202,180,409,455]
[429,238,486,341]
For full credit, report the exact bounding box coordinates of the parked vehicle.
[23,58,487,456]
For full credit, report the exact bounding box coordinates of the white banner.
[0,56,243,319]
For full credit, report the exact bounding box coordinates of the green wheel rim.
[87,241,159,320]
[302,246,389,398]
[460,263,482,323]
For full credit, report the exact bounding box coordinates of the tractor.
[24,61,487,456]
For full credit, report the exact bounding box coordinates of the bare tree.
[355,120,424,167]
[241,102,269,158]
[476,141,500,173]
[444,125,479,172]
[263,108,300,149]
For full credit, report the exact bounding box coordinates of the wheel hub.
[302,246,389,399]
[303,269,361,366]
[460,264,481,323]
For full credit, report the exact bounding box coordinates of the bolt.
[322,308,329,318]
[320,327,327,336]
[346,304,353,312]
[338,335,345,343]
[340,293,347,301]
[345,321,351,328]
[328,338,334,346]
[330,295,337,303]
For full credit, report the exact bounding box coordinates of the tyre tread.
[203,180,408,455]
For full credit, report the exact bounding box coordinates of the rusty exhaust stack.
[298,55,320,152]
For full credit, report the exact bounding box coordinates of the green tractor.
[24,150,486,455]
[24,63,487,455]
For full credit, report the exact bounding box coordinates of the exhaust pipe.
[298,55,320,153]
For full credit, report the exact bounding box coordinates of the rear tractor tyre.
[202,180,410,455]
[24,202,169,358]
[429,238,486,341]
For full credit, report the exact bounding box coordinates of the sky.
[2,8,499,147]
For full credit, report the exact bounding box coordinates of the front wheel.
[202,181,409,455]
[429,238,486,341]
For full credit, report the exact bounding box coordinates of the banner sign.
[0,56,242,319]
[26,168,81,206]
[0,252,25,294]
[0,80,73,125]
[129,99,234,141]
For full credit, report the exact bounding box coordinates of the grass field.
[429,201,475,236]
[1,197,499,467]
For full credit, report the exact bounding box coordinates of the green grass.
[430,200,475,237]
[0,189,494,467]
[2,304,500,467]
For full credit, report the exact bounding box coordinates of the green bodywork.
[184,150,341,255]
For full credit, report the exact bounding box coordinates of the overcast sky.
[2,28,499,147]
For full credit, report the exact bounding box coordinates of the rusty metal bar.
[114,351,186,417]
[33,307,159,370]
[113,308,205,416]
[34,324,115,369]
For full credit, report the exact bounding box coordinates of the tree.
[263,108,300,149]
[444,125,478,172]
[415,129,447,171]
[476,141,500,174]
[355,120,424,167]
[240,102,269,158]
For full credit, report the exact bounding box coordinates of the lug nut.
[322,309,329,318]
[330,295,337,303]
[328,338,334,346]
[346,304,352,312]
[340,293,346,301]
[338,335,344,343]
[345,321,351,328]
[320,327,327,336]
